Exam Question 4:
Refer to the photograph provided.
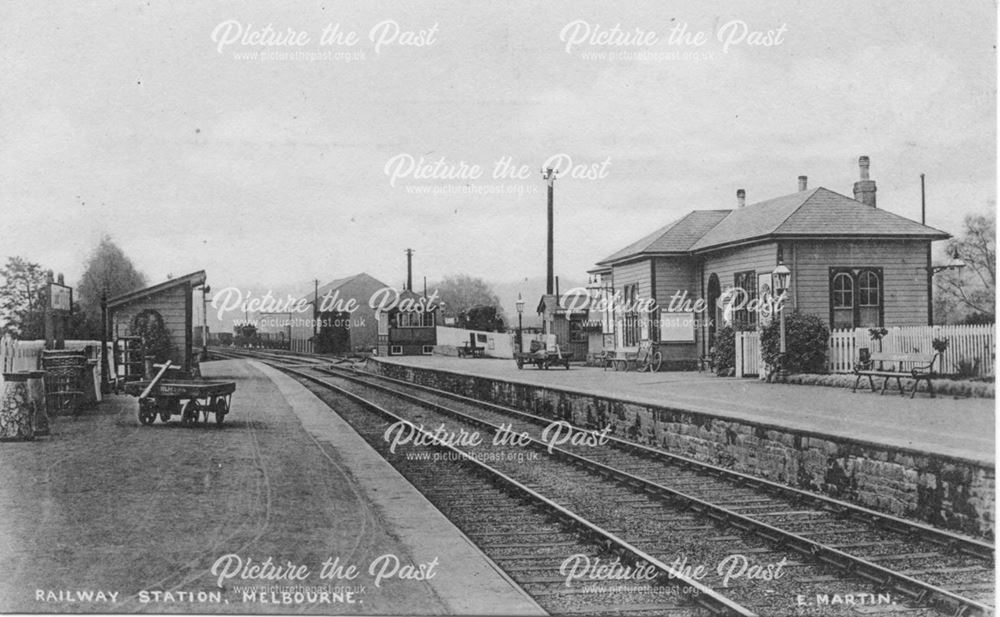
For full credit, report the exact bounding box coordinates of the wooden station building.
[105,270,207,376]
[588,156,949,367]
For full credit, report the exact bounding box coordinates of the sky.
[1,1,996,321]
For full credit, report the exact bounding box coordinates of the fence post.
[735,332,744,378]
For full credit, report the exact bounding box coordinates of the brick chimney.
[737,188,746,208]
[853,155,877,207]
[798,175,808,191]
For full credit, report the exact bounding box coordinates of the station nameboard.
[659,310,695,342]
[49,283,72,312]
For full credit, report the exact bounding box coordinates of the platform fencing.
[0,336,105,386]
[736,324,994,378]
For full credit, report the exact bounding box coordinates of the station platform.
[0,359,544,615]
[209,359,545,616]
[374,355,995,466]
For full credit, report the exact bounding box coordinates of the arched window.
[858,270,880,306]
[829,268,883,329]
[831,272,854,329]
[857,270,881,327]
[832,273,853,307]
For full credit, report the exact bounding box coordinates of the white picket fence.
[736,324,995,378]
[0,336,45,373]
[0,336,106,383]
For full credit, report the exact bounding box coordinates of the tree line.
[0,235,146,340]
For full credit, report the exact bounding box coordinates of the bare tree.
[935,209,995,323]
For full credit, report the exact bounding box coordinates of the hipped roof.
[597,187,949,266]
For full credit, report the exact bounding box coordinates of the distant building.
[536,290,591,359]
[287,273,389,354]
[379,288,439,356]
[589,157,949,366]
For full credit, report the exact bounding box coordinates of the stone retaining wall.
[369,358,995,539]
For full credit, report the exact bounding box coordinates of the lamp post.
[515,293,525,354]
[772,262,791,382]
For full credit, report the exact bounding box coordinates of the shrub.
[760,311,830,374]
[130,309,174,363]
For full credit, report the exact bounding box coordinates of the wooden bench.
[515,342,572,369]
[605,347,639,372]
[456,343,484,358]
[853,352,938,398]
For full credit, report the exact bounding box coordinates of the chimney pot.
[853,156,877,207]
[736,189,746,208]
[798,175,808,191]
[859,155,870,180]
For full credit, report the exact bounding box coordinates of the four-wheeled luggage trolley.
[125,379,236,427]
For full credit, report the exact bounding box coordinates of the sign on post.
[49,283,72,312]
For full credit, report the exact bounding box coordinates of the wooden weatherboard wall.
[700,242,779,291]
[111,285,189,367]
[792,239,930,327]
[610,259,653,299]
[653,256,699,362]
[107,271,206,372]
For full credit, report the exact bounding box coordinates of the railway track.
[215,351,753,616]
[211,349,995,615]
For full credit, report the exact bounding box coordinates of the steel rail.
[303,362,993,617]
[276,363,758,617]
[314,361,994,561]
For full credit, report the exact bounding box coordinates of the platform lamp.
[515,293,525,354]
[772,262,791,381]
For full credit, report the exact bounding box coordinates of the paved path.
[378,356,995,465]
[0,359,543,615]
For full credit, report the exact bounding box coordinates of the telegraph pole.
[920,173,926,225]
[404,248,414,291]
[313,278,319,339]
[541,168,557,295]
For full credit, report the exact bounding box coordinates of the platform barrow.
[124,363,236,427]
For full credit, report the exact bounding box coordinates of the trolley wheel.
[158,398,178,423]
[181,400,200,426]
[138,399,156,425]
[651,351,663,373]
[214,397,228,427]
[516,358,524,369]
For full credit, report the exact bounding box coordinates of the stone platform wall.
[368,358,995,539]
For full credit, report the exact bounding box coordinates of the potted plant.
[868,327,889,352]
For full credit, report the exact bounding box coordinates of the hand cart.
[124,362,236,427]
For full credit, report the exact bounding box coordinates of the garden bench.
[852,352,938,398]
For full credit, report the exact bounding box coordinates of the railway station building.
[106,270,208,375]
[586,156,949,366]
